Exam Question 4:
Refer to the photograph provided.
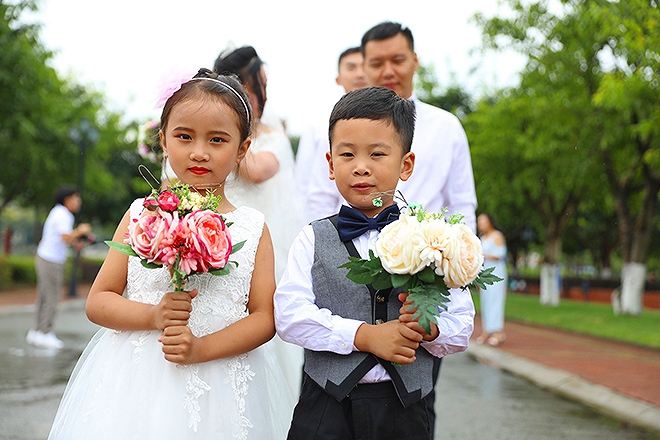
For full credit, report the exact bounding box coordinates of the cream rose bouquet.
[340,203,501,333]
[106,183,245,291]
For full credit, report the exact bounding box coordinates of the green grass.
[473,293,660,350]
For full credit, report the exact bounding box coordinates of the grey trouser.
[35,255,65,333]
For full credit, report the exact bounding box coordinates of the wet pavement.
[0,292,659,439]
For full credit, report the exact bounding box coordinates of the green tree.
[0,0,77,212]
[1,1,156,236]
[474,0,660,312]
[415,63,475,119]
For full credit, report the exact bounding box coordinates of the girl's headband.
[189,78,251,126]
[154,72,251,126]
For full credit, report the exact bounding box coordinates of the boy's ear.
[399,152,415,182]
[237,138,251,164]
[326,150,336,181]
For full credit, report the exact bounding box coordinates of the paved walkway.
[469,316,660,435]
[2,286,659,435]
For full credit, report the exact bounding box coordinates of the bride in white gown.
[214,45,304,397]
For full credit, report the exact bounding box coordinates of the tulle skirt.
[48,328,294,440]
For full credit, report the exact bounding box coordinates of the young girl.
[48,69,294,439]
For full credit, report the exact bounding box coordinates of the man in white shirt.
[27,185,91,349]
[297,47,367,223]
[306,23,477,231]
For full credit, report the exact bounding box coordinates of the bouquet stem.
[170,254,186,292]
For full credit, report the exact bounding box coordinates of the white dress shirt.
[274,217,475,384]
[303,94,478,231]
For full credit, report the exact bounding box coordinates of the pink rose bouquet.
[106,183,245,291]
[340,203,501,333]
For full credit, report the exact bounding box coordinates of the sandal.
[486,332,506,347]
[475,333,490,344]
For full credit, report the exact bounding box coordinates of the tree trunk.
[540,263,560,306]
[619,262,646,316]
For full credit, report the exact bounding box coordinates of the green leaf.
[209,261,237,276]
[372,273,394,290]
[417,266,436,284]
[407,285,451,334]
[390,273,409,288]
[140,260,161,270]
[210,267,231,276]
[105,241,138,257]
[347,271,378,285]
[469,267,504,293]
[231,240,246,254]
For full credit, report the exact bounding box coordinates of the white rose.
[375,214,427,275]
[418,218,451,272]
[440,224,484,288]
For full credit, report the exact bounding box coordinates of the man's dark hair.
[337,46,361,68]
[53,184,78,205]
[328,86,415,153]
[360,21,414,54]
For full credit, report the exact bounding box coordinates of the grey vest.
[304,217,435,408]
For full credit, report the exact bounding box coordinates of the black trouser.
[425,357,443,438]
[287,374,432,440]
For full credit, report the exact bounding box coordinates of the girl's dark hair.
[213,46,266,117]
[159,68,253,143]
[328,86,415,153]
[54,184,78,205]
[478,213,501,232]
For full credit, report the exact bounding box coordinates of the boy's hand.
[354,320,423,364]
[159,325,201,364]
[398,293,440,341]
[151,289,198,331]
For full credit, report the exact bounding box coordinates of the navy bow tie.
[336,204,400,242]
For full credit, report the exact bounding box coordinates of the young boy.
[275,87,475,439]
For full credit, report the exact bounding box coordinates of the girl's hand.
[398,293,440,341]
[159,325,201,365]
[151,289,198,331]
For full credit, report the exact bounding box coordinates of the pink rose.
[180,210,233,273]
[128,208,178,264]
[143,198,159,211]
[158,191,180,212]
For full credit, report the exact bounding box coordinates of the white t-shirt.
[37,204,74,264]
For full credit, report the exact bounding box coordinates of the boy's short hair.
[328,86,416,153]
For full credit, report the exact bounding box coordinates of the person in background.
[476,213,508,346]
[298,47,367,223]
[27,185,91,350]
[214,45,305,398]
[214,45,303,281]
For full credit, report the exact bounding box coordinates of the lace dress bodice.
[126,202,264,338]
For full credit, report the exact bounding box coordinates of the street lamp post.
[67,118,99,297]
